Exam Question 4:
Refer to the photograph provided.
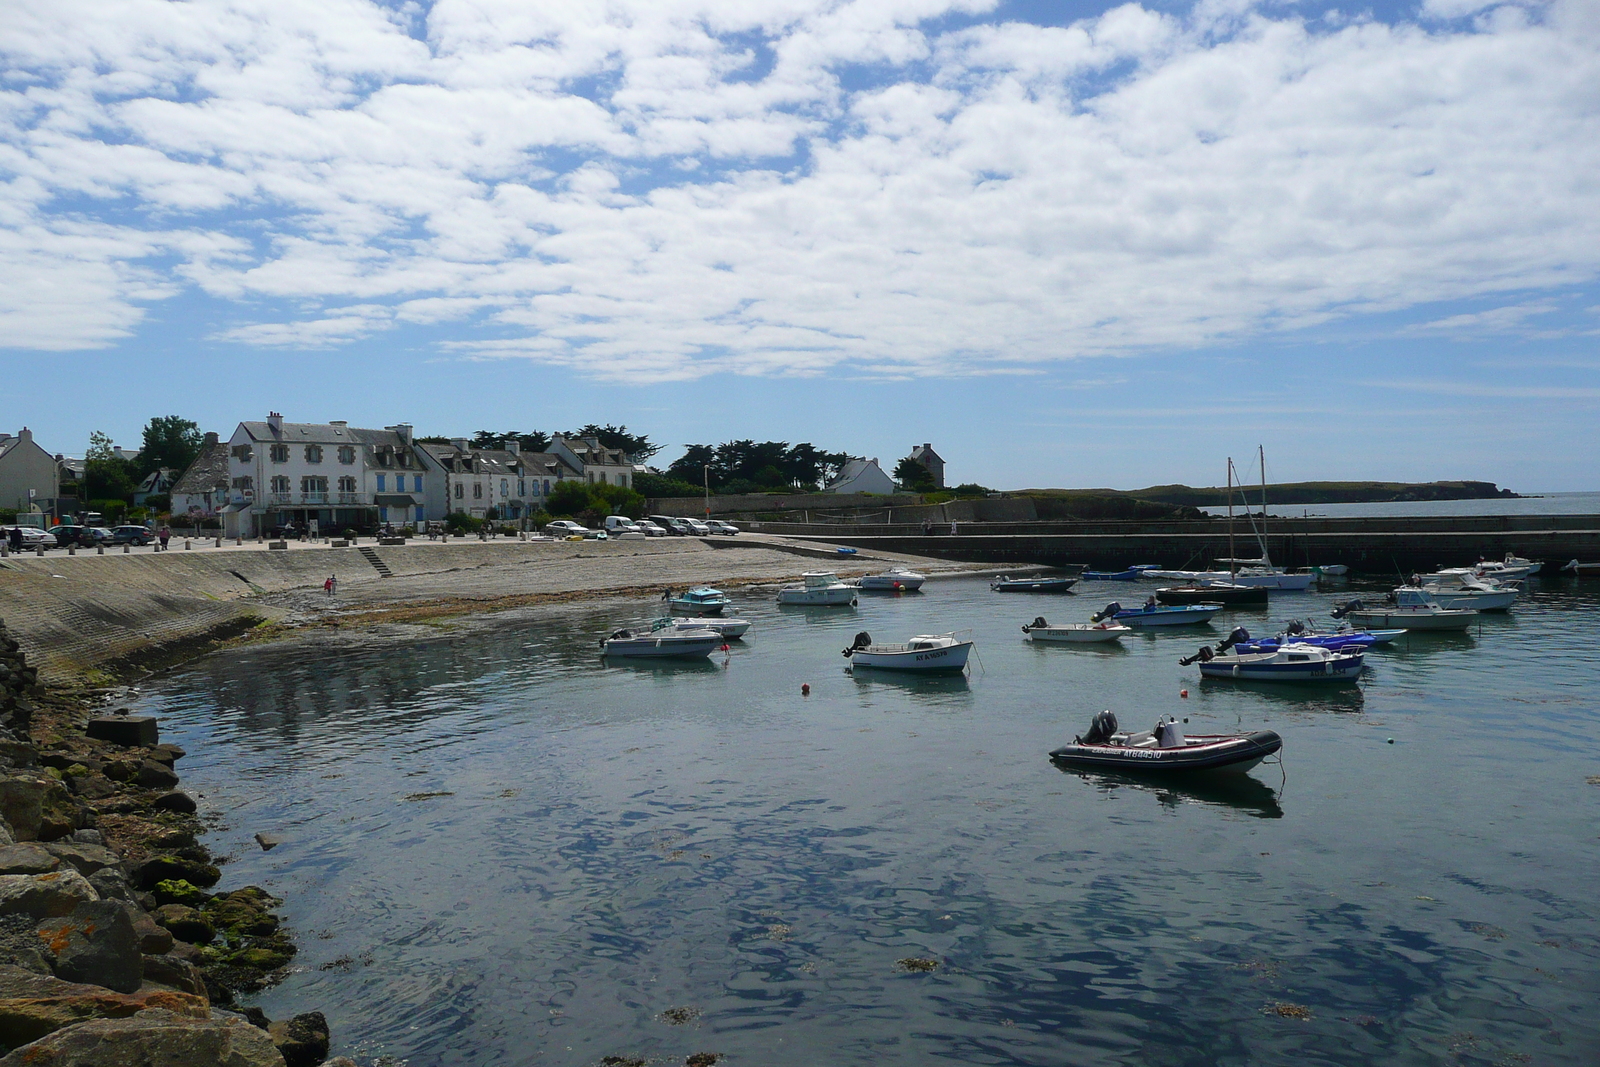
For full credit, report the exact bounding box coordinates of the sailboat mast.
[1227,459,1236,578]
[1259,444,1270,567]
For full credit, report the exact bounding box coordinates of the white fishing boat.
[777,572,858,606]
[600,618,724,658]
[671,616,751,639]
[664,586,731,615]
[1331,588,1477,631]
[1182,641,1365,682]
[1020,616,1131,643]
[842,630,972,673]
[1500,553,1542,575]
[854,566,927,591]
[1415,576,1519,612]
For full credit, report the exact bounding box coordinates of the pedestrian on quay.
[324,574,337,596]
[7,527,21,553]
[949,520,957,536]
[158,526,171,551]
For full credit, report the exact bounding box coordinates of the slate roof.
[170,437,231,495]
[238,421,407,448]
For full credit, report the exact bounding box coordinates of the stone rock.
[134,855,221,890]
[323,1059,359,1067]
[88,868,135,903]
[142,952,206,996]
[267,1011,329,1067]
[0,843,61,875]
[0,1006,283,1067]
[34,900,144,994]
[67,775,118,801]
[135,760,180,790]
[0,871,99,920]
[133,912,174,955]
[0,776,51,840]
[153,879,210,907]
[153,791,198,814]
[84,716,159,748]
[0,820,13,848]
[203,891,279,937]
[166,940,203,964]
[155,744,187,763]
[102,760,136,783]
[0,966,210,1049]
[41,841,121,877]
[152,905,214,945]
[68,829,104,846]
[239,1006,270,1030]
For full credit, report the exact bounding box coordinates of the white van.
[604,516,646,540]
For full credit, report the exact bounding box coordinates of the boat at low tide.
[671,616,750,639]
[1093,601,1222,627]
[664,586,731,615]
[1564,559,1600,575]
[777,572,858,606]
[1332,588,1477,631]
[853,566,926,591]
[1021,616,1131,643]
[842,631,973,673]
[991,575,1079,593]
[1049,711,1282,775]
[601,618,724,658]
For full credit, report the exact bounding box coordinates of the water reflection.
[1054,764,1285,818]
[846,668,972,698]
[1195,676,1367,712]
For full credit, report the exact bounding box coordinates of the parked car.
[646,515,689,535]
[682,518,711,536]
[545,520,592,538]
[4,526,53,549]
[704,520,740,535]
[634,519,668,537]
[51,525,110,547]
[109,525,154,545]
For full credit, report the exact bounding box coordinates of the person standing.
[158,526,171,551]
[6,527,21,553]
[324,574,337,596]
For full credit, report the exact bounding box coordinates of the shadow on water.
[847,667,972,698]
[1051,763,1285,818]
[1024,639,1131,656]
[600,656,723,675]
[1195,676,1367,713]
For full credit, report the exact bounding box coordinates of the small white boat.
[1500,553,1542,575]
[1020,616,1131,643]
[671,616,750,639]
[1563,559,1600,575]
[1313,564,1349,576]
[1415,576,1519,612]
[1332,588,1477,631]
[854,566,926,591]
[1183,641,1364,682]
[777,572,858,606]
[601,618,724,658]
[842,630,972,673]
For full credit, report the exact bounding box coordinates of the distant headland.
[1068,480,1520,508]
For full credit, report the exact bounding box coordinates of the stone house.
[908,443,945,489]
[417,440,579,521]
[825,458,897,495]
[168,433,232,518]
[0,428,61,518]
[550,436,634,487]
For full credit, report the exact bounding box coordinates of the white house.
[0,428,61,518]
[550,436,634,487]
[826,458,897,495]
[417,440,580,521]
[223,414,433,537]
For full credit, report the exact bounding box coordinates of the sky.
[3,0,1598,491]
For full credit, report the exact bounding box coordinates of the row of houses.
[164,414,636,537]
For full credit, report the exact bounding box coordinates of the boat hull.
[849,641,972,672]
[1156,585,1268,606]
[777,589,858,605]
[992,578,1078,592]
[1082,569,1140,581]
[1198,655,1364,681]
[1050,731,1282,775]
[673,617,750,638]
[1025,624,1131,643]
[1227,572,1315,590]
[857,575,926,591]
[1115,605,1222,627]
[1421,588,1517,611]
[1344,608,1474,630]
[602,635,722,658]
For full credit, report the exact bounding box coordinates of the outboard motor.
[1021,616,1049,633]
[1330,599,1364,619]
[1076,710,1118,745]
[842,631,873,656]
[1090,602,1122,623]
[1178,645,1215,666]
[1215,627,1250,654]
[1284,620,1305,637]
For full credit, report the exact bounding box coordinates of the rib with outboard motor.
[1049,710,1282,775]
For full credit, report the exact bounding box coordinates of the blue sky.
[3,0,1597,491]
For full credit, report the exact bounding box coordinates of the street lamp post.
[703,465,710,521]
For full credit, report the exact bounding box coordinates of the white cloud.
[2,0,1598,380]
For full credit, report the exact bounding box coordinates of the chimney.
[18,428,32,444]
[267,412,283,433]
[329,420,348,428]
[923,443,931,450]
[451,437,469,452]
[505,440,520,455]
[202,432,219,447]
[387,423,413,445]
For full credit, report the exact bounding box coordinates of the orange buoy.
[1180,689,1189,698]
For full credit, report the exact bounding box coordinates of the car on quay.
[109,525,155,546]
[646,515,691,535]
[682,518,712,536]
[51,525,111,547]
[545,520,593,539]
[704,520,740,535]
[4,526,54,550]
[634,519,668,537]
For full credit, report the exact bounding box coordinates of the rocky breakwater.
[0,617,345,1066]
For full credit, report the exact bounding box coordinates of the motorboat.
[1140,568,1232,583]
[1313,564,1349,576]
[1563,559,1600,575]
[1414,575,1519,612]
[1092,600,1222,627]
[1180,641,1364,681]
[777,572,858,606]
[1216,624,1405,654]
[1021,616,1132,643]
[1049,710,1282,775]
[1331,588,1477,631]
[1155,583,1268,606]
[1082,567,1143,581]
[991,575,1078,593]
[664,586,731,615]
[854,566,926,591]
[841,630,972,673]
[671,616,750,639]
[600,618,725,658]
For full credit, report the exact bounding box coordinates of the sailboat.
[1219,447,1314,591]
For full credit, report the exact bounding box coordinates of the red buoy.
[1180,689,1189,698]
[801,683,810,696]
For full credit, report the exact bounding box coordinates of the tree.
[84,431,139,504]
[894,456,938,492]
[138,416,204,477]
[472,429,553,453]
[565,424,660,461]
[665,440,854,491]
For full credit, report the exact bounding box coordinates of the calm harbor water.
[134,573,1600,1066]
[1199,490,1600,520]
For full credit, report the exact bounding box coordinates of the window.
[473,483,483,499]
[231,444,253,461]
[619,473,628,487]
[305,445,322,464]
[270,476,290,493]
[454,483,464,499]
[338,446,355,465]
[398,451,411,468]
[413,476,422,492]
[588,472,594,483]
[232,476,253,490]
[375,475,386,492]
[300,476,327,494]
[518,479,525,497]
[338,476,357,493]
[500,479,508,497]
[269,444,290,463]
[543,480,550,494]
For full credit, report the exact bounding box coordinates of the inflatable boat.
[1049,711,1281,775]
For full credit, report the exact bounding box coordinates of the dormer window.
[305,445,323,464]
